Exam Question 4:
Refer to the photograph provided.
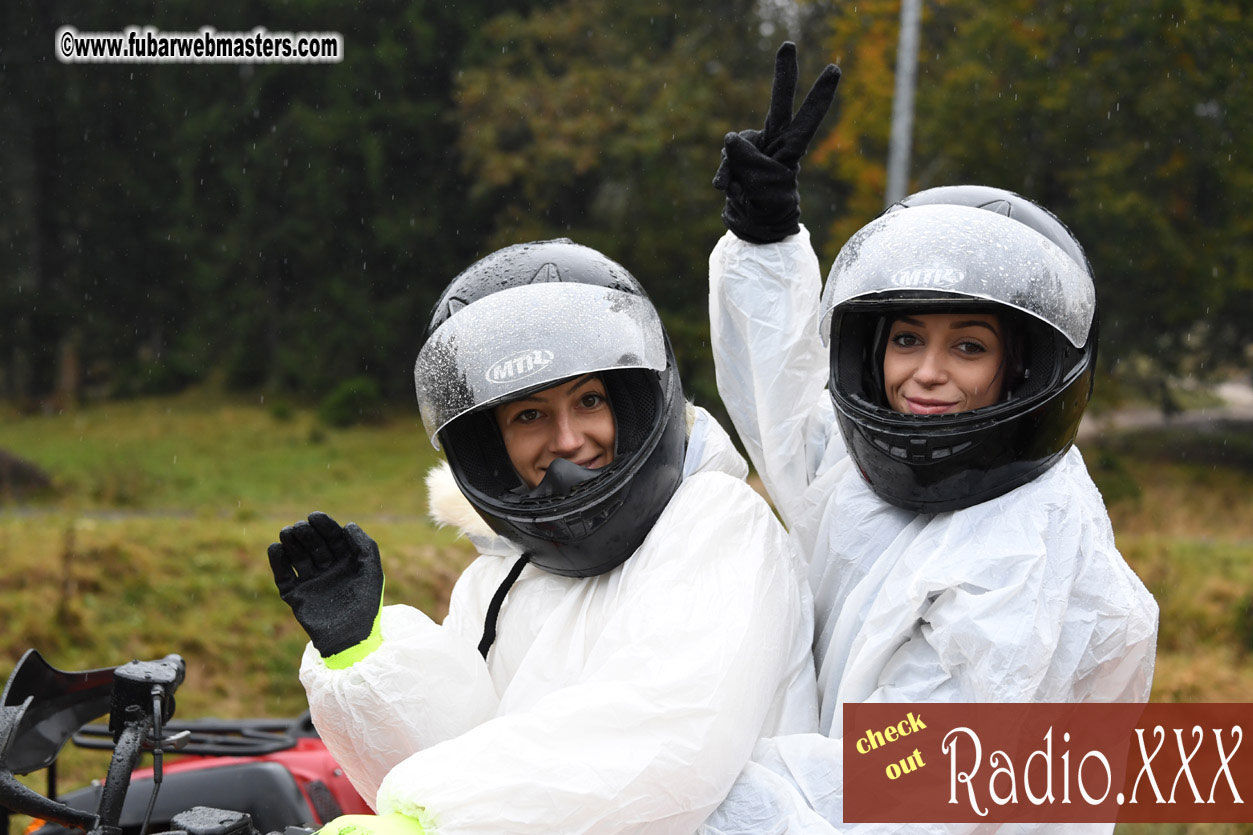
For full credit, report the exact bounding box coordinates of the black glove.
[268,511,385,659]
[713,42,841,244]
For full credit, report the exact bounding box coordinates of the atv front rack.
[72,714,317,757]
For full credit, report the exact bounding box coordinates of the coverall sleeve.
[298,558,506,808]
[374,472,811,835]
[708,228,838,530]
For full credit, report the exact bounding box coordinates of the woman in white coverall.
[267,239,819,835]
[698,44,1158,833]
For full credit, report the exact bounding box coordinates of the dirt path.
[1078,379,1253,441]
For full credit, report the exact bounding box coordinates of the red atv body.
[0,650,368,835]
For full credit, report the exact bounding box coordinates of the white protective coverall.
[699,229,1159,834]
[299,405,820,835]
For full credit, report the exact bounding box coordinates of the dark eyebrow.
[893,316,999,336]
[563,373,600,394]
[950,319,999,335]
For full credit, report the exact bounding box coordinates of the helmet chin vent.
[526,496,627,543]
[872,437,975,462]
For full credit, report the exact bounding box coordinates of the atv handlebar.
[0,652,189,835]
[1,652,340,835]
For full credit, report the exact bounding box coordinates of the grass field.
[1,391,1251,834]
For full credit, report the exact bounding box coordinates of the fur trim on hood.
[426,461,496,540]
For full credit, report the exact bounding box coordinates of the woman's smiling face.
[493,374,616,488]
[882,312,1005,415]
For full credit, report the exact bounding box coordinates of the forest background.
[1,1,1251,833]
[2,0,1249,410]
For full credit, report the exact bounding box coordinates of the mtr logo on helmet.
[890,268,964,288]
[487,349,555,384]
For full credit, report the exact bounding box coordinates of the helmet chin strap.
[519,457,603,499]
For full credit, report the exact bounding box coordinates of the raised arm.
[272,515,501,807]
[709,43,843,529]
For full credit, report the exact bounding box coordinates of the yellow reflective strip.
[320,812,426,835]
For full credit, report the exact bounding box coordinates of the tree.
[812,0,1252,375]
[0,0,540,405]
[454,0,813,408]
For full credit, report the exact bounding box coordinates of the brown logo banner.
[842,703,1253,823]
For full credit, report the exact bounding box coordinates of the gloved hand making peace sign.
[713,41,841,244]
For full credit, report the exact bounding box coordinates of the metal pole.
[886,0,922,206]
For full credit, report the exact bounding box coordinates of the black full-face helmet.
[821,186,1098,513]
[414,239,686,577]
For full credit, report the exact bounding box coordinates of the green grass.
[0,513,473,711]
[0,392,479,810]
[0,388,446,517]
[2,397,1251,834]
[0,391,477,697]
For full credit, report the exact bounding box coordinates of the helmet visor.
[415,282,668,446]
[820,204,1095,348]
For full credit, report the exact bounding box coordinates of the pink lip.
[905,397,958,415]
